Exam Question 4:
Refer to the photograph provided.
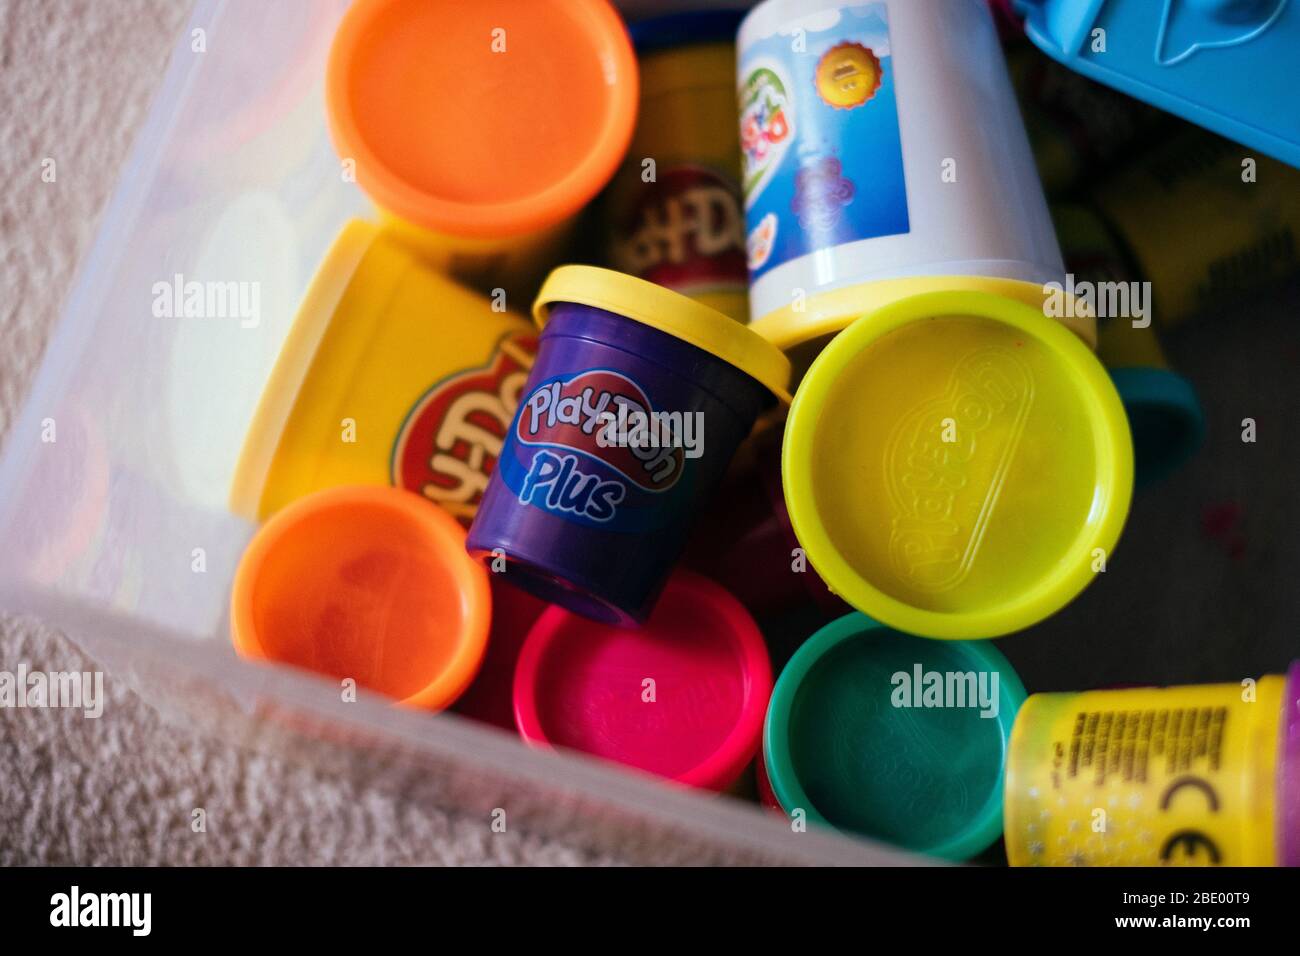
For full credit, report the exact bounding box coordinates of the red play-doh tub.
[512,570,772,791]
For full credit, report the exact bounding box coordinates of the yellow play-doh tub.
[231,220,537,525]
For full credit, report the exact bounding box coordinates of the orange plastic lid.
[327,0,638,239]
[230,486,491,711]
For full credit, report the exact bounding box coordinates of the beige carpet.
[0,0,621,867]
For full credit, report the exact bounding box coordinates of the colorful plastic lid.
[512,570,772,790]
[1281,661,1300,868]
[534,265,792,402]
[326,0,638,239]
[783,290,1133,639]
[1108,367,1205,488]
[763,613,1027,860]
[627,8,745,53]
[230,485,490,711]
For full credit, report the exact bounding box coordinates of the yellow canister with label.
[604,12,749,323]
[230,220,537,525]
[1006,667,1300,867]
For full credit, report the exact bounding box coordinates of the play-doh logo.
[392,332,537,526]
[739,60,794,205]
[516,371,685,493]
[885,349,1034,593]
[611,165,746,296]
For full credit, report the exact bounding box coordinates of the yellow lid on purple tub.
[534,266,792,402]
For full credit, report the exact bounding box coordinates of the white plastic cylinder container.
[737,0,1076,351]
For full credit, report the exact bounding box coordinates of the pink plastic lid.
[513,570,773,790]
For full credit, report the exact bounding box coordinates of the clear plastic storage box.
[0,0,914,865]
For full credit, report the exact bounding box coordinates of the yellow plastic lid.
[533,265,792,402]
[783,290,1132,639]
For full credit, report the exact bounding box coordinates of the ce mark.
[1158,776,1223,865]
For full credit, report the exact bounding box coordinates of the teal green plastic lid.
[1108,366,1205,488]
[762,613,1027,861]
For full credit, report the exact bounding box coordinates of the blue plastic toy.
[1018,0,1300,169]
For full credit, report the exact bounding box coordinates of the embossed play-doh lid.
[512,570,772,791]
[783,290,1132,639]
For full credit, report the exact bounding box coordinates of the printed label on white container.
[739,3,910,282]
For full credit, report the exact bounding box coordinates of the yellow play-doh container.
[783,290,1131,640]
[1092,129,1300,327]
[1006,667,1300,867]
[230,220,537,525]
[604,12,749,323]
